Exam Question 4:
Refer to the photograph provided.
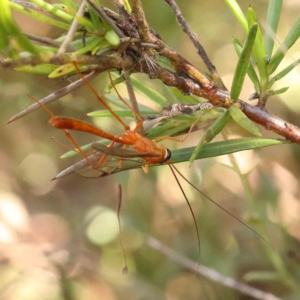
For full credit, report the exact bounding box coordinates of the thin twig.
[7,71,100,124]
[123,70,145,135]
[56,0,87,55]
[164,0,226,89]
[146,236,282,300]
[25,33,77,51]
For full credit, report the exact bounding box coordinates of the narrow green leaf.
[74,37,106,55]
[29,0,73,22]
[204,110,231,143]
[15,64,59,75]
[131,76,168,107]
[123,0,132,14]
[0,0,12,50]
[229,105,261,136]
[87,5,104,29]
[62,0,79,16]
[233,38,260,93]
[248,8,268,85]
[62,138,288,164]
[70,36,97,48]
[268,58,300,87]
[224,0,248,32]
[231,23,258,101]
[9,2,70,30]
[91,40,111,55]
[1,1,39,55]
[53,4,72,15]
[170,138,287,164]
[268,16,300,74]
[268,87,289,96]
[48,64,91,78]
[243,271,281,282]
[171,88,200,104]
[264,0,282,57]
[145,123,175,140]
[0,30,9,52]
[189,110,231,164]
[161,123,191,138]
[104,75,125,94]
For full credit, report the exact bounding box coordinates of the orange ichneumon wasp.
[28,62,273,262]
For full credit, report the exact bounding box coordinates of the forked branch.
[1,0,300,144]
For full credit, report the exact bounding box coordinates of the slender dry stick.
[123,70,145,135]
[7,71,100,124]
[25,33,77,51]
[164,0,226,90]
[146,236,282,300]
[56,0,87,55]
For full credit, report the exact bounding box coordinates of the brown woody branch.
[1,1,300,144]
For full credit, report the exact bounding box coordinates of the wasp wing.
[92,143,158,158]
[53,143,157,179]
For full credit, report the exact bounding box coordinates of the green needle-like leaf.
[268,87,289,96]
[233,38,260,93]
[74,37,107,55]
[130,76,168,107]
[224,0,248,32]
[268,58,300,88]
[29,0,73,22]
[231,23,258,101]
[1,0,39,55]
[248,8,268,86]
[62,0,79,15]
[9,1,70,30]
[268,16,300,74]
[229,105,261,136]
[171,138,287,164]
[87,5,104,29]
[264,0,282,58]
[15,64,59,75]
[189,110,231,165]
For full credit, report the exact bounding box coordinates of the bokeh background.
[1,0,300,299]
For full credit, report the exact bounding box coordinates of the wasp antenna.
[51,137,80,153]
[107,70,143,125]
[168,163,201,268]
[171,164,275,251]
[72,62,130,131]
[27,93,55,118]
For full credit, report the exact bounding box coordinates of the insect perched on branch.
[28,62,273,264]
